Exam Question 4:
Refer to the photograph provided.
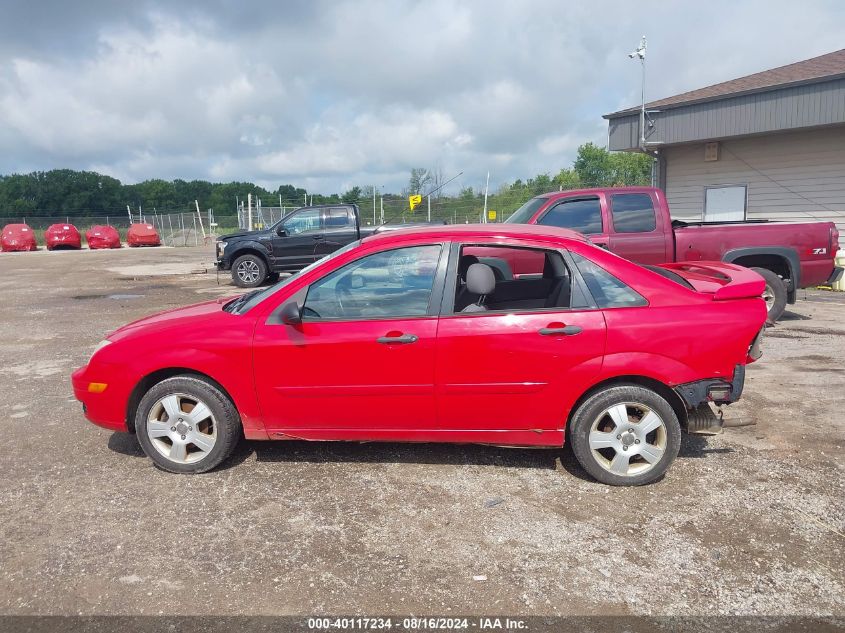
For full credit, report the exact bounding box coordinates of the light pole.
[628,35,647,150]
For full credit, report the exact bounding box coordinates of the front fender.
[126,346,267,440]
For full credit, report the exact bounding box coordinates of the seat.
[460,263,496,313]
[455,255,481,311]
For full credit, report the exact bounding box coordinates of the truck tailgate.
[658,261,766,300]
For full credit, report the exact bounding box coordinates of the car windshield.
[229,240,362,314]
[504,197,548,224]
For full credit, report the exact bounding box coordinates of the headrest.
[458,254,480,280]
[466,263,496,295]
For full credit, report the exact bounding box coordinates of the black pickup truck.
[216,204,440,287]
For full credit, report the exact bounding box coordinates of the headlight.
[216,241,225,258]
[90,339,112,361]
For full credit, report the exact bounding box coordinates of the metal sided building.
[604,49,845,227]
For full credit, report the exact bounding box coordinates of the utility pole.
[482,171,490,223]
[628,35,648,150]
[427,195,431,222]
[373,185,376,224]
[380,194,384,224]
[247,193,253,231]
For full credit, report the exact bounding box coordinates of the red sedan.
[72,224,766,485]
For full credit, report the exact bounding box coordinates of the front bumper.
[72,364,131,432]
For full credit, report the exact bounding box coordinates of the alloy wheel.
[762,284,776,311]
[146,393,218,464]
[236,260,260,284]
[587,402,667,477]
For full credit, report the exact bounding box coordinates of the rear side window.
[570,252,647,308]
[537,198,602,234]
[610,193,656,233]
[325,207,354,229]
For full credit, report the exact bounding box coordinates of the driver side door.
[270,207,323,270]
[252,243,448,439]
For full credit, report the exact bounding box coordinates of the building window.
[704,185,747,222]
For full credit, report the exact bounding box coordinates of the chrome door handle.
[377,334,418,345]
[539,325,582,336]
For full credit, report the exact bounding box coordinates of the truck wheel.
[751,267,787,324]
[232,254,267,288]
[568,384,681,486]
[135,375,241,474]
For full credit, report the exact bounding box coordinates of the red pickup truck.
[505,186,842,322]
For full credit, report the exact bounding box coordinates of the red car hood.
[108,297,236,341]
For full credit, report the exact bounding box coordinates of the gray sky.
[0,0,843,194]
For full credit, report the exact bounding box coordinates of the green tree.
[341,186,362,203]
[408,168,431,195]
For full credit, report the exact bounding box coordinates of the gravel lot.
[0,245,842,619]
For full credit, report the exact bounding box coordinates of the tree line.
[0,143,652,220]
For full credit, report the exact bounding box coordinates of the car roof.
[362,222,588,246]
[534,186,657,200]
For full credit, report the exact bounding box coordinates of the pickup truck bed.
[506,186,842,321]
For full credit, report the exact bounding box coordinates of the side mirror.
[280,301,302,325]
[276,226,287,237]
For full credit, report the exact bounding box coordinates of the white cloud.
[0,0,843,195]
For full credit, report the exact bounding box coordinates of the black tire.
[750,267,787,324]
[135,375,241,474]
[232,254,268,288]
[568,384,681,486]
[266,272,280,283]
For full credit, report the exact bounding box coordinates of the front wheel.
[135,375,241,474]
[232,254,268,288]
[568,384,681,486]
[750,267,787,324]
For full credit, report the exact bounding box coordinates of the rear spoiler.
[658,262,766,301]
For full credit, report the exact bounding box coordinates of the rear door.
[319,206,359,257]
[533,195,610,248]
[435,242,607,443]
[606,191,668,264]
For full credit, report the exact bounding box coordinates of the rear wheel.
[750,267,787,324]
[135,376,241,474]
[569,384,681,486]
[232,254,267,288]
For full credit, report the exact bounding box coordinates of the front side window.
[283,209,321,235]
[303,245,442,320]
[537,198,602,234]
[570,252,647,308]
[610,193,656,233]
[504,197,549,224]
